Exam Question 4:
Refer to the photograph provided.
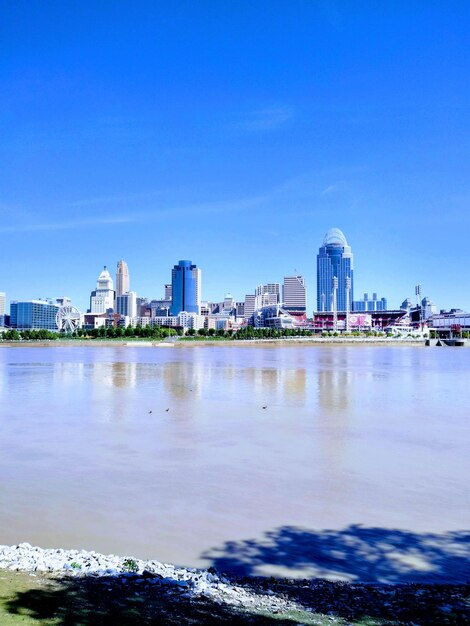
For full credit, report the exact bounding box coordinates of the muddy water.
[0,344,468,580]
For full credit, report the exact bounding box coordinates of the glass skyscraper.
[170,260,201,315]
[317,228,354,312]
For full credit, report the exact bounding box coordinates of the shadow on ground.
[2,570,470,626]
[2,574,292,626]
[202,524,470,583]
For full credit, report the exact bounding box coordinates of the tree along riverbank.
[0,325,436,343]
[0,544,468,625]
[0,337,426,348]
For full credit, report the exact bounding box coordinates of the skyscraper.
[283,276,306,313]
[89,266,115,313]
[0,292,5,327]
[317,228,354,312]
[170,260,201,315]
[116,260,130,298]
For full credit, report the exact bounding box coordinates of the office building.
[89,266,115,314]
[10,300,59,330]
[235,302,245,317]
[149,299,171,317]
[170,260,201,315]
[353,293,387,312]
[262,283,280,302]
[0,292,5,327]
[244,294,257,321]
[116,260,130,298]
[282,276,306,313]
[317,228,354,312]
[421,297,437,319]
[164,284,172,301]
[116,291,137,318]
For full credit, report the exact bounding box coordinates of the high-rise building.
[116,260,130,298]
[116,291,137,318]
[170,260,201,315]
[164,284,172,301]
[10,300,59,330]
[353,292,387,312]
[0,292,5,327]
[262,283,280,301]
[244,294,257,320]
[89,266,115,313]
[283,276,307,313]
[317,228,354,312]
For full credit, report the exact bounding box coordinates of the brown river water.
[0,344,469,582]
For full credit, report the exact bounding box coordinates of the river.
[0,344,468,581]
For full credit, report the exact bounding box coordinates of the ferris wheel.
[56,305,81,333]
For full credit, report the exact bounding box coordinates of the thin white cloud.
[237,107,293,131]
[66,190,167,208]
[0,168,364,234]
[0,195,267,234]
[0,216,134,234]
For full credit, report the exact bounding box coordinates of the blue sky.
[1,1,469,312]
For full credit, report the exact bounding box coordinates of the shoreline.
[0,337,426,348]
[1,543,468,625]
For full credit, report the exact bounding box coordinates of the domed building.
[317,228,354,312]
[89,266,115,314]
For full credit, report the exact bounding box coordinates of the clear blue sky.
[1,1,469,313]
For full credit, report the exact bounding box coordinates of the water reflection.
[0,345,468,572]
[111,362,137,388]
[317,349,353,414]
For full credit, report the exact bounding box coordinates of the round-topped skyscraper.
[317,228,354,312]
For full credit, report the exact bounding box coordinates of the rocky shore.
[1,543,469,625]
[0,543,301,615]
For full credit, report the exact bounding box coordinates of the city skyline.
[0,226,456,316]
[1,3,470,311]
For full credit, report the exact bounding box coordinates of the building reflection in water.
[317,349,353,415]
[162,361,204,401]
[313,348,356,513]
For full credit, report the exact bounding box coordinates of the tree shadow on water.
[202,524,470,583]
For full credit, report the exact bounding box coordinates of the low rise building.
[429,310,470,331]
[10,300,60,330]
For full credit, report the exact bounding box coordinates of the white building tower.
[90,266,115,313]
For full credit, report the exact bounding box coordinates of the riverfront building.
[170,260,201,315]
[115,260,130,298]
[282,276,307,313]
[89,266,115,314]
[10,300,59,330]
[317,228,354,312]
